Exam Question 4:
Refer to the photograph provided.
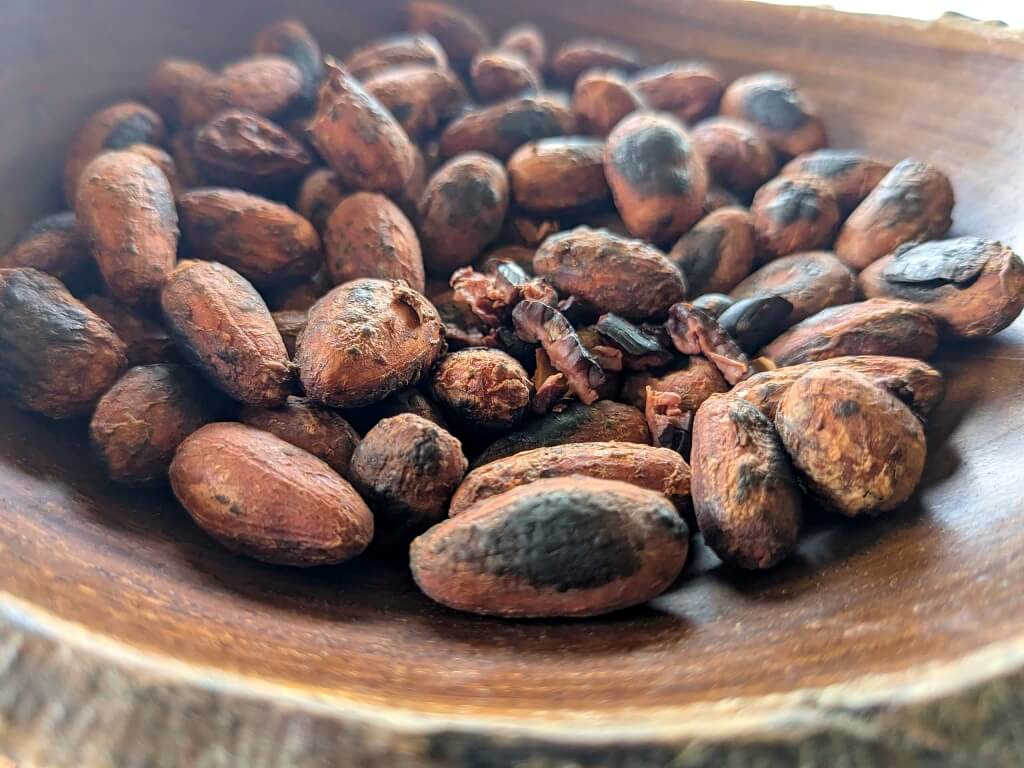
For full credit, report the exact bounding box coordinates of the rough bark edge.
[2,595,1023,767]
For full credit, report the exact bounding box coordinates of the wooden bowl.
[2,1,1023,765]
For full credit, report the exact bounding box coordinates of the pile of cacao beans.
[2,2,1022,618]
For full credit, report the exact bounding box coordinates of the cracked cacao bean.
[858,237,1024,338]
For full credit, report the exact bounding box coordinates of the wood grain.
[2,0,1024,765]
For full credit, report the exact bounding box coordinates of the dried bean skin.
[251,18,324,105]
[161,260,292,406]
[178,188,321,285]
[75,151,179,305]
[295,169,347,233]
[346,33,449,81]
[439,94,577,160]
[720,72,827,158]
[497,24,546,71]
[473,400,650,468]
[193,110,312,192]
[364,65,469,138]
[431,348,533,428]
[718,295,794,353]
[418,152,509,274]
[471,50,540,102]
[410,477,688,618]
[1,212,90,278]
[350,414,467,537]
[450,441,691,516]
[621,355,729,411]
[692,394,801,569]
[146,59,215,126]
[604,111,708,244]
[691,117,777,195]
[508,138,610,214]
[669,207,756,295]
[732,355,945,420]
[170,422,373,566]
[90,364,223,486]
[549,39,639,85]
[834,160,954,270]
[239,396,359,480]
[407,0,489,69]
[775,368,926,517]
[325,192,424,292]
[309,62,416,197]
[533,226,686,320]
[0,268,127,418]
[780,150,892,214]
[760,298,938,367]
[64,101,166,204]
[179,55,305,127]
[295,278,445,408]
[750,174,840,261]
[83,294,178,365]
[572,70,643,137]
[666,303,752,385]
[691,292,734,317]
[271,309,306,357]
[730,250,857,325]
[630,62,725,123]
[858,237,1024,338]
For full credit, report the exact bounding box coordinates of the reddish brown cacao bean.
[691,117,777,195]
[692,394,801,569]
[170,422,373,566]
[669,207,756,295]
[750,174,840,260]
[759,298,939,367]
[858,237,1024,338]
[410,477,688,617]
[774,368,926,517]
[730,250,858,325]
[630,62,725,123]
[720,72,828,158]
[571,70,643,137]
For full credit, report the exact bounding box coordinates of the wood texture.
[2,0,1024,765]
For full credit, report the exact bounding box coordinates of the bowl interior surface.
[1,0,1023,735]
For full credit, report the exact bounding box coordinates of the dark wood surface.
[2,1,1023,765]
